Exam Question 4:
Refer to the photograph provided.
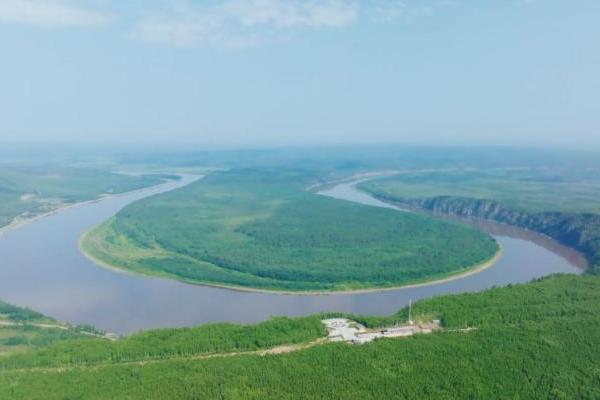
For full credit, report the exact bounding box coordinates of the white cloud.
[133,15,218,47]
[131,0,461,49]
[132,0,358,48]
[0,0,113,28]
[370,1,406,22]
[223,0,357,28]
[368,0,459,22]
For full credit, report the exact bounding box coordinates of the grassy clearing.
[82,168,499,291]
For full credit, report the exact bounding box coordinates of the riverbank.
[0,168,584,335]
[1,274,599,399]
[360,184,596,274]
[79,233,503,295]
[79,168,500,293]
[0,320,116,341]
[305,170,403,192]
[0,176,185,240]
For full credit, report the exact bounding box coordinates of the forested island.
[80,169,499,292]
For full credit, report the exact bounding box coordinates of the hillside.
[1,274,599,399]
[0,301,99,356]
[360,170,600,274]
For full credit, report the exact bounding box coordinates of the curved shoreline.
[0,177,184,240]
[78,170,503,295]
[0,169,585,335]
[79,225,504,296]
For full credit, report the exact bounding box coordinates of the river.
[0,175,587,335]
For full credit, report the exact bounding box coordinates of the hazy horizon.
[1,0,599,148]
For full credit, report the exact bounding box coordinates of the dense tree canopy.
[82,169,498,291]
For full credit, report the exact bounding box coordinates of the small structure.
[322,318,367,343]
[322,318,441,345]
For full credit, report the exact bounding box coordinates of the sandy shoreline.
[0,178,182,239]
[78,171,505,296]
[0,200,104,239]
[306,170,403,192]
[2,168,505,296]
[80,225,504,296]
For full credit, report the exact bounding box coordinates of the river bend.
[0,176,586,334]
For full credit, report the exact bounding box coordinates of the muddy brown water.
[0,176,586,335]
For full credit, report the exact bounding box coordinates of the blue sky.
[0,0,598,148]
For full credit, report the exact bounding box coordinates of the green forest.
[1,274,599,399]
[360,169,600,274]
[0,316,326,369]
[360,169,600,213]
[81,168,498,291]
[0,165,170,228]
[0,301,96,355]
[2,162,600,399]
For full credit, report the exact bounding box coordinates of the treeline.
[0,316,325,370]
[0,301,91,353]
[0,301,46,322]
[1,326,86,349]
[1,274,600,399]
[84,168,498,291]
[361,185,600,274]
[0,167,168,228]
